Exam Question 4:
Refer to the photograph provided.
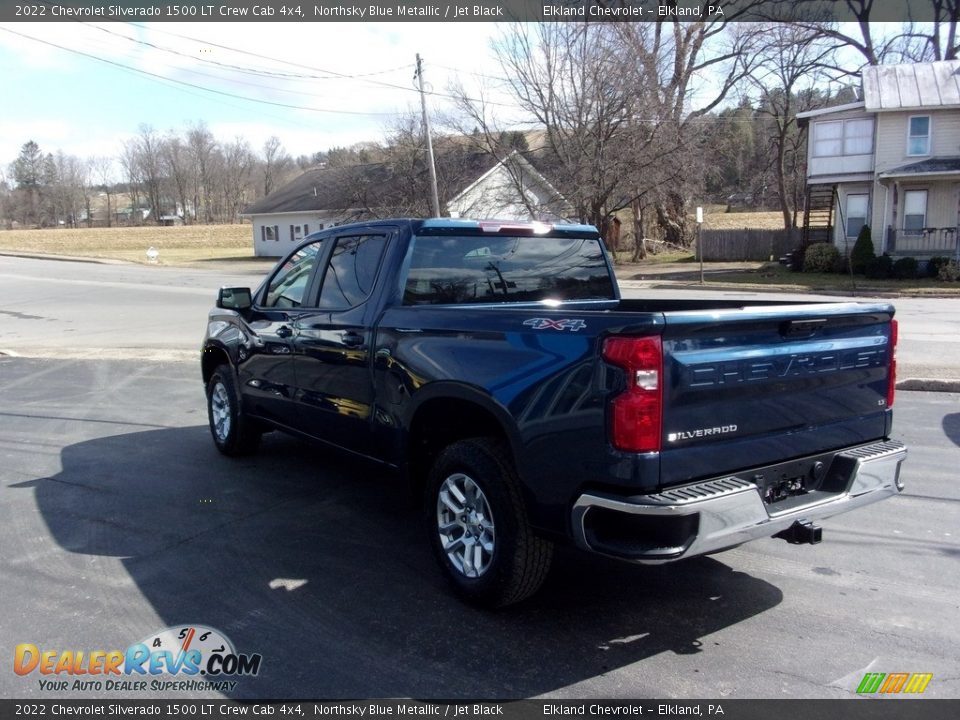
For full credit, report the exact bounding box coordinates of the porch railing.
[886,226,960,258]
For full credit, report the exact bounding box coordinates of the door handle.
[342,331,364,348]
[276,325,293,338]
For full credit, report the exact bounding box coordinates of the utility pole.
[415,53,441,218]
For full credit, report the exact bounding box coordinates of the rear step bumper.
[571,440,907,563]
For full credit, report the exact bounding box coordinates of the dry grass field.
[0,225,252,264]
[701,208,794,231]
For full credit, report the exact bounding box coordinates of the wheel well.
[407,398,511,491]
[201,345,231,385]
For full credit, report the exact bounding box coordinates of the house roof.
[878,156,960,179]
[863,60,960,111]
[795,102,866,120]
[243,151,504,216]
[446,150,566,209]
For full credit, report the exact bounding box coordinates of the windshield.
[403,234,614,305]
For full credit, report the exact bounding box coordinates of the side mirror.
[217,287,253,311]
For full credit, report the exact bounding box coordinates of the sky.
[0,21,517,180]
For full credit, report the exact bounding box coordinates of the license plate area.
[733,449,847,514]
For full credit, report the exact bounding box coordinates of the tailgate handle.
[780,318,827,337]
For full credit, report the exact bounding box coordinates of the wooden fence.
[699,229,800,261]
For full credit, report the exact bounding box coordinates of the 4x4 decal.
[523,318,587,332]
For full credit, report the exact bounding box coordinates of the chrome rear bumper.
[571,440,907,563]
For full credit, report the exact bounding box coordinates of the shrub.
[865,254,893,279]
[850,225,875,274]
[927,256,951,278]
[803,242,841,273]
[938,260,960,282]
[892,256,919,280]
[832,254,850,274]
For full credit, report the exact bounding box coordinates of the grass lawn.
[712,262,960,295]
[0,225,252,264]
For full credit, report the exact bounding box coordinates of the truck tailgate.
[658,303,895,487]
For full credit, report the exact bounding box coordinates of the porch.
[886,226,960,258]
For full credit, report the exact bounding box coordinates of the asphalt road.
[0,357,956,700]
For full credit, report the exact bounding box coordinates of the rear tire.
[426,437,553,608]
[206,364,261,456]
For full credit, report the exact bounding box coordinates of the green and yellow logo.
[857,672,933,694]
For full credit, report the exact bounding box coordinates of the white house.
[797,60,960,259]
[242,151,570,257]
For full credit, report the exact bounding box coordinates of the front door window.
[903,190,927,232]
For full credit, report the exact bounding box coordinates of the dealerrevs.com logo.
[14,625,262,693]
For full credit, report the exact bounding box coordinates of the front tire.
[206,364,261,456]
[426,438,553,608]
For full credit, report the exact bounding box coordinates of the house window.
[813,121,842,157]
[813,118,874,157]
[845,194,869,238]
[290,224,305,242]
[908,116,930,156]
[262,225,279,242]
[903,190,927,231]
[844,119,873,155]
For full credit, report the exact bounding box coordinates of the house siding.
[251,212,350,257]
[803,62,960,258]
[874,109,960,172]
[871,110,960,253]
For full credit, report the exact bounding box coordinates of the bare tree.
[218,138,255,223]
[163,133,193,224]
[260,135,293,197]
[125,125,166,223]
[748,25,835,229]
[42,151,86,228]
[614,17,764,247]
[785,0,960,69]
[450,14,765,254]
[482,23,645,244]
[187,122,217,223]
[90,156,115,227]
[118,141,144,225]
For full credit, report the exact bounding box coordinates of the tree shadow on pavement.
[13,426,783,699]
[943,413,960,447]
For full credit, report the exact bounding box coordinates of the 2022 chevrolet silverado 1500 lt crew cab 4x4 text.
[201,218,906,607]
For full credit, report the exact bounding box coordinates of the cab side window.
[317,235,387,310]
[263,241,322,308]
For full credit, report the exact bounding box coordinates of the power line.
[87,23,414,83]
[0,27,398,117]
[126,22,523,110]
[79,24,414,104]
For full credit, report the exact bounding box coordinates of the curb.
[896,378,960,393]
[0,251,128,265]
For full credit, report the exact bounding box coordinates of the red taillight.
[602,336,663,453]
[887,318,898,409]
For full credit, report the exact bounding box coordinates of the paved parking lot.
[1,357,957,699]
[2,255,958,701]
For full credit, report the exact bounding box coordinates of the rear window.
[403,235,614,305]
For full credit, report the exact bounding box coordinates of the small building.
[242,151,569,257]
[797,60,960,258]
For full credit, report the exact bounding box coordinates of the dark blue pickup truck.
[202,218,907,607]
